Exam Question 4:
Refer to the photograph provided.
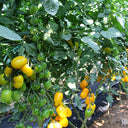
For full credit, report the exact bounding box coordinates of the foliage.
[0,0,128,128]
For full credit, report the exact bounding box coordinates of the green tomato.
[42,109,50,119]
[38,98,47,107]
[12,91,21,102]
[30,71,36,80]
[49,109,54,116]
[104,47,112,54]
[15,122,25,128]
[19,82,26,92]
[32,83,40,90]
[37,53,45,61]
[26,125,32,128]
[1,90,12,104]
[41,62,47,69]
[32,108,39,117]
[43,69,50,78]
[34,64,44,73]
[44,80,52,90]
[85,109,93,118]
[40,88,46,95]
[17,103,26,112]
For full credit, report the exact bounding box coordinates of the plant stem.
[71,103,84,124]
[80,117,88,128]
[68,120,77,128]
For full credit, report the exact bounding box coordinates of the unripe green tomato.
[44,80,52,90]
[40,88,46,95]
[37,53,45,61]
[12,91,21,102]
[85,109,93,118]
[32,108,40,117]
[15,122,25,128]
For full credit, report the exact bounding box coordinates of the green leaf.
[90,73,96,85]
[61,34,72,41]
[74,94,83,110]
[81,36,100,53]
[112,14,125,32]
[24,43,37,57]
[0,25,22,41]
[42,0,59,16]
[0,16,14,25]
[66,77,76,91]
[106,95,113,106]
[101,27,123,39]
[0,102,10,113]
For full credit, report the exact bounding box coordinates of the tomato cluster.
[0,56,33,104]
[47,92,72,128]
[80,76,96,118]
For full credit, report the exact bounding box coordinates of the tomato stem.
[80,117,88,128]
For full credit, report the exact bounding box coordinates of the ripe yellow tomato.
[0,73,8,85]
[65,107,72,117]
[124,75,128,82]
[80,88,89,99]
[85,93,95,105]
[80,79,88,89]
[47,121,62,128]
[111,74,116,81]
[54,92,63,104]
[11,56,27,69]
[21,64,33,77]
[56,105,66,118]
[13,75,24,89]
[59,117,68,127]
[4,66,12,76]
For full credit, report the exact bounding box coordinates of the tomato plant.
[0,0,128,128]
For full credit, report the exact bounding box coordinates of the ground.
[89,92,128,128]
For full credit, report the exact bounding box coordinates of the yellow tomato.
[85,93,95,105]
[54,92,63,105]
[65,107,72,117]
[86,103,96,113]
[13,75,24,89]
[4,66,12,76]
[124,75,128,82]
[80,88,89,99]
[111,74,116,81]
[80,80,88,89]
[11,56,27,69]
[59,117,68,127]
[21,64,33,77]
[0,73,8,85]
[56,105,66,118]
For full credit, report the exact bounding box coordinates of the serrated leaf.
[0,25,22,41]
[106,95,113,106]
[42,0,59,16]
[90,73,96,85]
[0,16,14,25]
[81,36,100,53]
[74,94,83,110]
[101,27,123,39]
[0,102,10,113]
[66,77,76,91]
[61,34,72,41]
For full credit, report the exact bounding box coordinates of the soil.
[89,92,128,128]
